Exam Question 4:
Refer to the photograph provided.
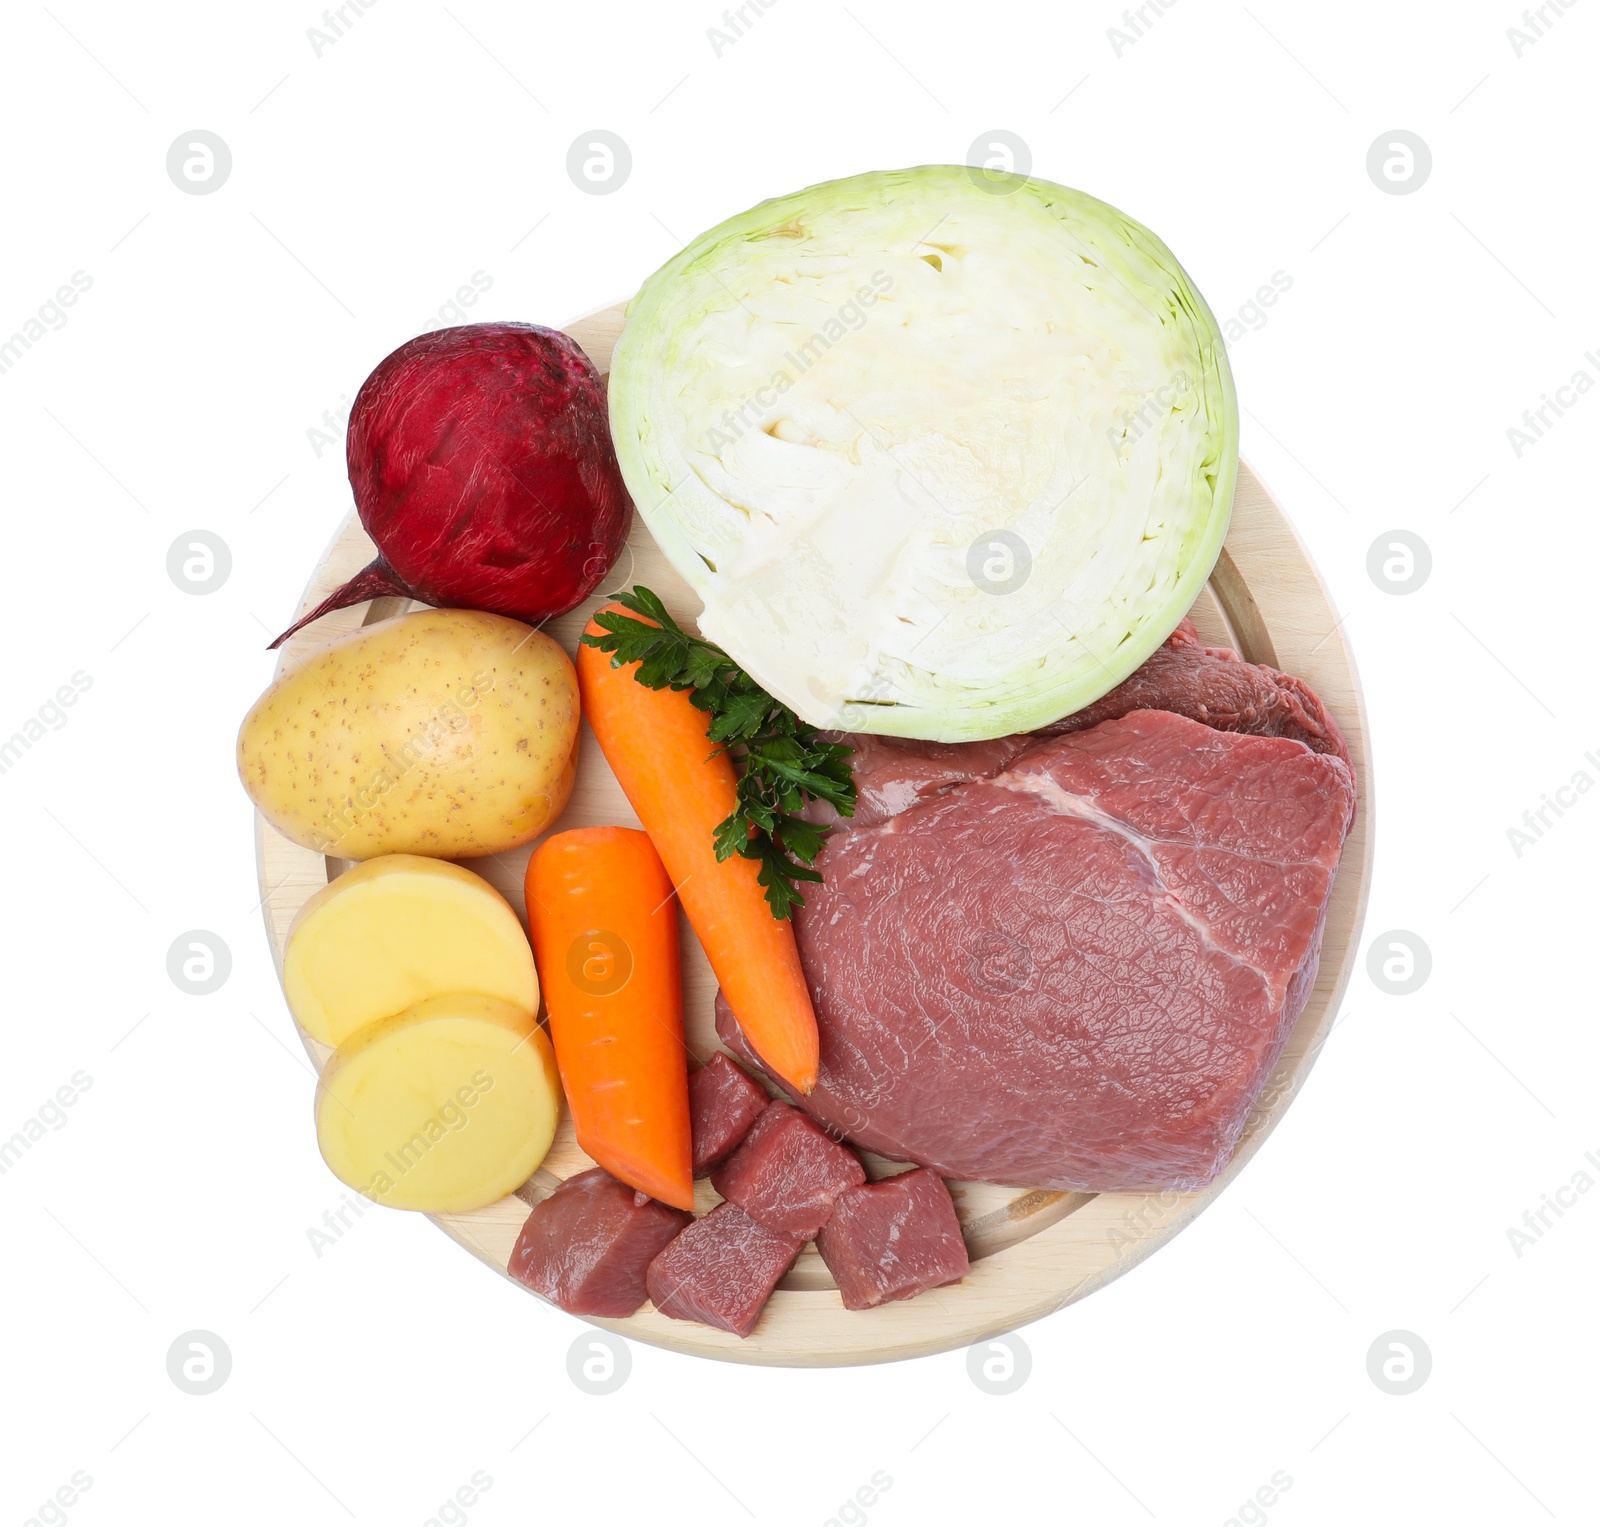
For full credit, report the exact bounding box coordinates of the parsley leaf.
[580,587,857,919]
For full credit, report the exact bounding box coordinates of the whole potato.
[239,608,578,859]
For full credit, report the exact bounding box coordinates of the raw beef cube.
[711,1101,865,1237]
[816,1169,970,1310]
[689,1052,770,1177]
[509,1168,690,1318]
[646,1202,804,1338]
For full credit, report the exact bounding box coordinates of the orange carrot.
[525,826,694,1210]
[577,607,820,1095]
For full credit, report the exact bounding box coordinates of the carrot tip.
[581,1137,695,1211]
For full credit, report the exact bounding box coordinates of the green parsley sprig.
[579,587,856,919]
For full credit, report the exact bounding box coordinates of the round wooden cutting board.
[255,301,1372,1367]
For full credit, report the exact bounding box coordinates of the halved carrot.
[525,826,694,1210]
[577,608,820,1095]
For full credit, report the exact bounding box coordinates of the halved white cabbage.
[609,165,1237,743]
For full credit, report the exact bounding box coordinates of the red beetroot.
[711,1101,865,1237]
[689,1053,770,1177]
[270,323,630,648]
[816,1169,970,1310]
[509,1168,690,1318]
[646,1201,806,1338]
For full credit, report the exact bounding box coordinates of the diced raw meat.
[816,1169,970,1310]
[645,1202,805,1338]
[721,709,1356,1192]
[688,1052,770,1177]
[509,1168,690,1317]
[711,1101,866,1237]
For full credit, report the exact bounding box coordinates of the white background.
[2,1,1595,1523]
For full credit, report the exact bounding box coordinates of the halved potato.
[315,994,561,1213]
[284,856,536,1047]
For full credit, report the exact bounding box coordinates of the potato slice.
[284,856,537,1047]
[315,994,560,1212]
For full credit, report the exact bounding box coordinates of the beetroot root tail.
[266,559,417,649]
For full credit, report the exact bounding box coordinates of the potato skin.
[239,608,579,859]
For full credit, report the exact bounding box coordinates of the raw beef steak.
[815,620,1349,832]
[824,732,1034,829]
[721,709,1355,1192]
[1037,619,1351,765]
